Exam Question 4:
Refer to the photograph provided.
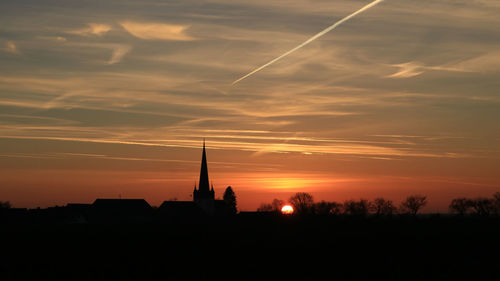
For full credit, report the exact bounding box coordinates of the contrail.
[232,0,384,85]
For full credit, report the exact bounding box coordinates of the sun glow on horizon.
[281,204,294,215]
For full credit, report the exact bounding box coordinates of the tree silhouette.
[313,201,331,215]
[271,199,284,212]
[493,192,500,215]
[329,202,343,215]
[400,195,427,216]
[371,198,397,216]
[289,192,314,214]
[313,201,342,215]
[449,198,472,215]
[223,186,237,214]
[470,198,495,216]
[257,203,273,212]
[0,201,11,209]
[256,199,284,212]
[343,199,371,216]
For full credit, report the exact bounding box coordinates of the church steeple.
[193,139,215,215]
[198,139,210,192]
[194,139,215,202]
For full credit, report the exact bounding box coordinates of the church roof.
[159,201,197,208]
[214,200,235,215]
[158,201,204,217]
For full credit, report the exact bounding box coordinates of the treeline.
[257,192,500,216]
[449,192,500,216]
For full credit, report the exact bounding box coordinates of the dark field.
[2,215,500,281]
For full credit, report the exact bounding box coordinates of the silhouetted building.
[214,200,235,216]
[90,199,153,222]
[193,139,216,215]
[65,203,92,223]
[158,201,204,220]
[0,208,28,223]
[159,140,234,218]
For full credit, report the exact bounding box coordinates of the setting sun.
[281,204,294,215]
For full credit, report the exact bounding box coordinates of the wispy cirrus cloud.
[386,61,473,79]
[0,122,472,160]
[108,45,132,64]
[61,42,132,64]
[120,21,196,41]
[386,62,425,78]
[386,51,500,79]
[232,0,384,85]
[37,36,67,42]
[68,23,112,36]
[450,52,500,73]
[3,41,20,54]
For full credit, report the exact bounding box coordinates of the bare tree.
[329,202,343,215]
[493,192,500,215]
[470,198,495,216]
[316,201,343,215]
[400,195,427,216]
[343,199,371,216]
[256,198,285,212]
[289,192,314,214]
[371,198,397,216]
[257,203,273,212]
[313,201,338,215]
[271,199,284,212]
[449,198,472,215]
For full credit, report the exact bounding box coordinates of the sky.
[1,0,499,211]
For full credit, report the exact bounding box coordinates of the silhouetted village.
[1,143,500,281]
[2,142,500,223]
[1,141,238,224]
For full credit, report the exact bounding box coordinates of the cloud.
[60,42,132,64]
[68,23,111,36]
[108,45,132,64]
[386,62,425,78]
[0,133,468,160]
[38,36,67,42]
[450,52,500,73]
[120,21,195,41]
[3,41,20,54]
[232,0,384,85]
[386,61,472,79]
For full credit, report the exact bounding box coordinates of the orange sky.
[0,138,498,212]
[1,0,499,211]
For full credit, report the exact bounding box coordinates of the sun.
[281,204,294,215]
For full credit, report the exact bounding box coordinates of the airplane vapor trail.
[232,0,384,85]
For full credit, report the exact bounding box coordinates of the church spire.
[193,139,215,214]
[198,139,210,192]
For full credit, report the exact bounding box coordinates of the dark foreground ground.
[2,215,500,281]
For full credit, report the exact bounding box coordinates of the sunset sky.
[1,0,499,211]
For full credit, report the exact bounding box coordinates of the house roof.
[92,199,152,210]
[66,203,92,209]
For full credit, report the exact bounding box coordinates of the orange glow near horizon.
[233,173,338,190]
[1,165,500,212]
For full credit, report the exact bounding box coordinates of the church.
[193,139,216,214]
[158,140,235,218]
